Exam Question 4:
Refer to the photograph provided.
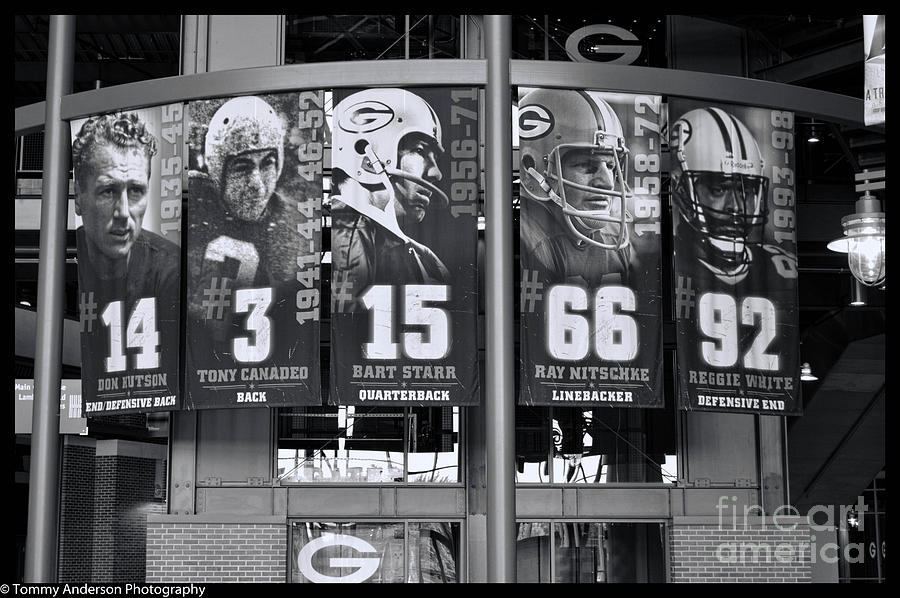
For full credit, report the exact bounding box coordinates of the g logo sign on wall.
[297,533,381,583]
[338,101,395,133]
[565,25,642,64]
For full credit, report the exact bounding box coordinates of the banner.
[72,105,183,415]
[864,15,885,126]
[669,100,800,414]
[184,92,324,409]
[518,88,663,407]
[329,87,480,406]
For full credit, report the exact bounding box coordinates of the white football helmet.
[519,88,631,250]
[670,106,769,277]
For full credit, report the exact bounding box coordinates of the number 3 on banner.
[233,287,273,363]
[698,293,779,371]
[101,298,159,372]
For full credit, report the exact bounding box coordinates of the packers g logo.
[297,533,381,583]
[518,104,554,140]
[670,119,692,151]
[339,101,394,134]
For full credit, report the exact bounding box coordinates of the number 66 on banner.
[546,285,638,362]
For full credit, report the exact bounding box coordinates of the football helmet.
[205,96,285,219]
[332,88,448,243]
[670,107,769,277]
[519,88,631,250]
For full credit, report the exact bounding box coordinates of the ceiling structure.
[14,14,885,499]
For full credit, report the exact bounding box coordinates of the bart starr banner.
[72,105,183,415]
[329,87,480,406]
[669,100,800,415]
[518,88,664,407]
[184,92,324,409]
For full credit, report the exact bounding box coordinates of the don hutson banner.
[329,86,480,406]
[184,92,324,409]
[518,88,664,407]
[669,100,800,415]
[72,105,183,415]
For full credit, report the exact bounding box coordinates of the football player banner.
[329,87,480,406]
[184,92,324,409]
[72,105,183,415]
[669,99,800,415]
[518,88,664,407]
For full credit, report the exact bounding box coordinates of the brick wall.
[59,444,95,581]
[669,522,812,582]
[146,523,286,583]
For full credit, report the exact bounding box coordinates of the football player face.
[75,143,150,264]
[393,133,443,226]
[222,149,279,220]
[693,172,762,251]
[558,147,620,233]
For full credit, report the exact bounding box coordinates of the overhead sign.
[518,88,664,407]
[15,379,88,435]
[669,100,800,415]
[184,92,324,409]
[71,105,183,416]
[864,15,885,126]
[329,87,480,406]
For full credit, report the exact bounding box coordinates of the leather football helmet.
[519,88,631,250]
[670,107,769,277]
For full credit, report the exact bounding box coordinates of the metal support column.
[25,14,75,583]
[483,14,516,583]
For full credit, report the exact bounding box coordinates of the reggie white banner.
[72,105,183,415]
[329,87,480,406]
[669,100,800,415]
[184,92,324,409]
[518,88,664,407]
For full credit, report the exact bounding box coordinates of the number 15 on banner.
[361,285,450,360]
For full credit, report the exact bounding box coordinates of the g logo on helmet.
[518,104,554,140]
[339,101,395,134]
[297,533,381,583]
[670,119,692,150]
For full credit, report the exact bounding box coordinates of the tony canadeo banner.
[72,105,183,415]
[184,92,324,409]
[329,87,480,406]
[518,88,664,407]
[669,100,800,415]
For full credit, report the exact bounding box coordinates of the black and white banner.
[669,100,800,414]
[72,105,183,415]
[864,15,885,126]
[184,92,323,409]
[518,88,663,407]
[329,87,480,406]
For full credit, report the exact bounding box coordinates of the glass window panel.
[407,407,460,483]
[290,521,404,583]
[553,523,605,583]
[278,406,404,483]
[407,522,461,583]
[516,407,550,483]
[516,522,552,582]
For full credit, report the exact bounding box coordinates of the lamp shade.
[827,208,886,287]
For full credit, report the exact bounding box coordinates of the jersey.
[76,226,180,412]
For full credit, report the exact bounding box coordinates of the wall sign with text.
[669,99,800,414]
[184,92,324,409]
[329,86,480,406]
[72,105,183,415]
[518,88,664,407]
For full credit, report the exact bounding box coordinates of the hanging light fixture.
[827,170,886,287]
[800,363,818,382]
[807,120,820,143]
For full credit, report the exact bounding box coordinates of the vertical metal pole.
[483,14,516,583]
[405,15,410,59]
[25,14,75,583]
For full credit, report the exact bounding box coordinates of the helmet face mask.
[671,107,769,276]
[519,89,631,250]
